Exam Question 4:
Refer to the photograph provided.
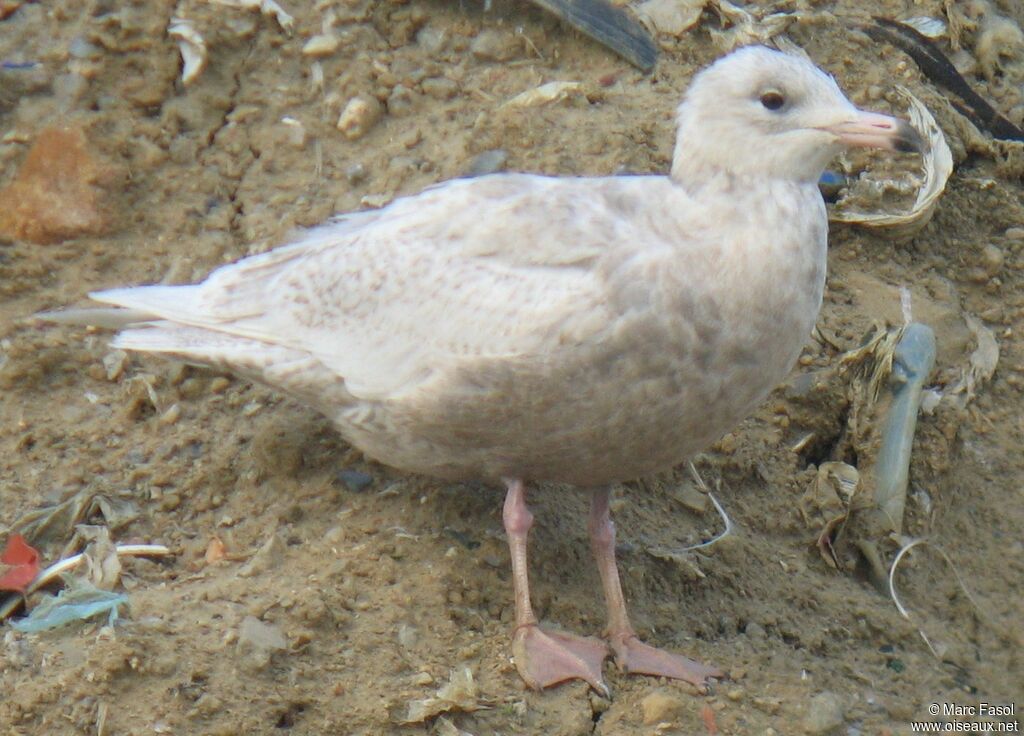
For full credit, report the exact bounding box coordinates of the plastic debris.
[169,18,207,86]
[829,89,952,239]
[871,323,936,535]
[11,579,128,633]
[0,534,40,594]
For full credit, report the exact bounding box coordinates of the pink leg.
[503,479,609,695]
[589,487,723,690]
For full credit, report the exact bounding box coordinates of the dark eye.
[760,91,785,110]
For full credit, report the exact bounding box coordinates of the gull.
[46,45,921,695]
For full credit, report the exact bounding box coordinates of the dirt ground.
[1,0,1022,734]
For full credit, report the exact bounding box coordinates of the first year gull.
[48,46,921,694]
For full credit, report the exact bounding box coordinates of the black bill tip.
[894,119,925,154]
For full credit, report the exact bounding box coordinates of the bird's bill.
[819,110,923,154]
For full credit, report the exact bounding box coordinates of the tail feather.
[34,307,155,329]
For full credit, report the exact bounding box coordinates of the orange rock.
[0,125,115,244]
[0,1,22,20]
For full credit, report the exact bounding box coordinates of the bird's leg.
[588,487,723,690]
[502,478,609,695]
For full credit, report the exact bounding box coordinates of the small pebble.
[236,616,287,671]
[68,36,102,60]
[803,691,845,735]
[470,29,520,62]
[387,84,415,117]
[103,350,128,381]
[416,26,447,56]
[640,687,686,725]
[336,469,373,492]
[302,33,340,57]
[159,403,181,425]
[421,77,458,100]
[345,163,368,185]
[337,96,382,140]
[209,376,230,393]
[465,149,507,178]
[397,623,418,650]
[979,243,1004,277]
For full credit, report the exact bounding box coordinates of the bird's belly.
[334,311,810,486]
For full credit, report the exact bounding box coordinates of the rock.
[387,84,415,117]
[336,96,382,140]
[236,616,287,670]
[239,533,286,577]
[640,687,686,725]
[803,691,845,735]
[421,77,458,100]
[336,469,373,492]
[470,29,520,62]
[103,350,129,381]
[979,244,1004,277]
[637,0,705,36]
[302,33,340,57]
[465,149,507,178]
[417,26,447,56]
[0,125,115,244]
[345,163,368,185]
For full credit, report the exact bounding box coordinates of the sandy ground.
[1,0,1022,734]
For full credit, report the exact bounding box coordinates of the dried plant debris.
[7,487,139,548]
[707,0,804,51]
[864,17,1024,142]
[504,81,583,108]
[829,89,952,239]
[398,666,490,724]
[838,323,906,406]
[942,314,999,410]
[528,0,657,72]
[168,17,207,86]
[203,0,294,33]
[636,0,705,38]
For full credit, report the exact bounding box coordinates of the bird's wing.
[92,174,696,399]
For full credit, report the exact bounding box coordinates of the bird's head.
[671,45,922,186]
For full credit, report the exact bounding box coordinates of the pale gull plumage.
[55,45,922,694]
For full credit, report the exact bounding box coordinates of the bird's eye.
[760,91,785,110]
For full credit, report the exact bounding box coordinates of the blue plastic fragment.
[10,581,129,633]
[1,61,39,70]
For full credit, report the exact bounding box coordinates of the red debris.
[0,534,40,594]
